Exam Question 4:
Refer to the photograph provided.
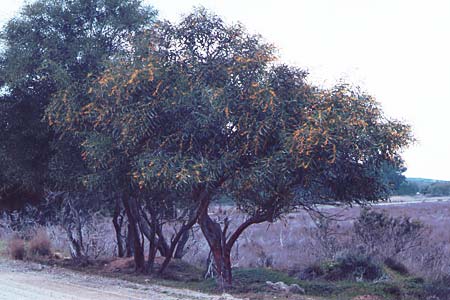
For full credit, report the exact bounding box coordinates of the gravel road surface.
[0,258,239,300]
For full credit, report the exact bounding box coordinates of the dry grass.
[3,197,449,281]
[8,237,25,260]
[28,228,52,257]
[183,198,450,281]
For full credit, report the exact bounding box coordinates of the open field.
[181,197,450,277]
[3,196,450,278]
[1,198,450,299]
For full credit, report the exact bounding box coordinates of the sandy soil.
[0,258,240,300]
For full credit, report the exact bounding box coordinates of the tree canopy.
[0,1,413,288]
[46,8,412,285]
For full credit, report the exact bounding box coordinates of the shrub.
[353,208,425,259]
[297,263,324,280]
[298,252,383,282]
[8,237,25,260]
[28,229,52,257]
[417,278,450,300]
[384,257,409,275]
[322,253,383,282]
[382,283,403,299]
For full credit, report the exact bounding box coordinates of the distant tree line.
[393,179,450,196]
[0,0,413,288]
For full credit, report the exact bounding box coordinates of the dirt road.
[0,258,238,300]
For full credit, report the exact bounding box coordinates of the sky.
[1,0,450,181]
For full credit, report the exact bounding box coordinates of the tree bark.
[112,200,125,257]
[198,208,232,288]
[135,208,159,272]
[122,195,146,273]
[155,225,170,257]
[198,198,267,289]
[174,228,190,259]
[190,187,231,288]
[158,213,198,275]
[174,208,196,259]
[147,228,158,273]
[125,223,134,257]
[65,227,84,259]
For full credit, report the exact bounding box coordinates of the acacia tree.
[48,9,412,286]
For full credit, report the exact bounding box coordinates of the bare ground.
[0,258,240,300]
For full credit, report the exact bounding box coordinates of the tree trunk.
[174,228,190,259]
[134,210,157,273]
[197,193,267,289]
[65,227,84,259]
[174,208,196,259]
[112,200,125,257]
[147,224,158,273]
[158,214,198,275]
[198,209,233,288]
[122,195,145,273]
[125,223,134,257]
[156,226,170,257]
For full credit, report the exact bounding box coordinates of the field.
[182,196,450,277]
[1,196,450,300]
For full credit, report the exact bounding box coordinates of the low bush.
[299,253,384,282]
[411,280,450,300]
[353,209,425,259]
[297,262,324,280]
[8,237,25,260]
[382,283,403,299]
[384,257,409,275]
[323,253,383,281]
[28,229,52,257]
[231,268,301,293]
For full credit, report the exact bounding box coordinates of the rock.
[266,281,305,295]
[266,280,289,292]
[30,264,44,271]
[288,283,305,294]
[53,252,63,259]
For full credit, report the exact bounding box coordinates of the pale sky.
[1,0,450,181]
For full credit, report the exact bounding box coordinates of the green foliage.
[422,181,450,196]
[380,163,408,194]
[394,180,420,195]
[0,0,157,209]
[323,253,383,282]
[393,177,450,196]
[1,3,414,288]
[231,268,302,293]
[1,0,156,90]
[48,8,412,221]
[300,253,383,282]
[216,267,409,299]
[42,8,413,283]
[384,257,409,275]
[0,90,49,209]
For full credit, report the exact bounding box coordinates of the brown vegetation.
[8,237,25,260]
[28,229,52,257]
